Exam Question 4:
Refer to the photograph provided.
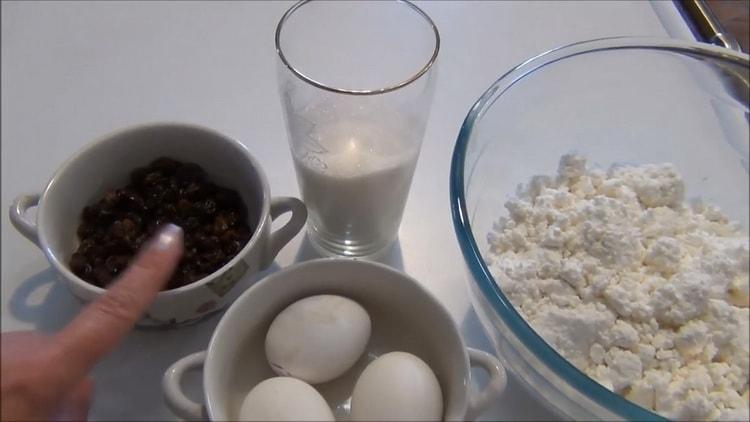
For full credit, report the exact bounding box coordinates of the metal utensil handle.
[681,0,742,52]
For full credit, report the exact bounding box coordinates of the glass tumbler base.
[306,225,395,259]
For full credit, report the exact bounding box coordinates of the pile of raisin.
[69,157,253,290]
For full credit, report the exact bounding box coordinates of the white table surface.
[1,1,694,420]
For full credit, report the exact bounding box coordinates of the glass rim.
[450,36,748,419]
[275,0,440,96]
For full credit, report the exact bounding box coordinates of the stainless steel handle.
[681,0,742,52]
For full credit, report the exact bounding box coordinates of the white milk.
[292,117,420,256]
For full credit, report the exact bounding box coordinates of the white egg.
[265,294,371,384]
[238,377,334,421]
[350,351,443,421]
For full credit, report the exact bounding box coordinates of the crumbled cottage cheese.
[487,155,749,420]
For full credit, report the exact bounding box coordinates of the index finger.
[54,224,183,379]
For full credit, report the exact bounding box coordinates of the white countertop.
[1,1,694,420]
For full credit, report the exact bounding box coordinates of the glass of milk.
[275,0,439,257]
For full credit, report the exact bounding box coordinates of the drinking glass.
[275,0,439,257]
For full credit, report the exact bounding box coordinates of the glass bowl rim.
[450,36,749,420]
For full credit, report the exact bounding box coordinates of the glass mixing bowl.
[450,37,749,420]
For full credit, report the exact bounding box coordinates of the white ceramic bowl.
[9,123,307,327]
[163,258,508,421]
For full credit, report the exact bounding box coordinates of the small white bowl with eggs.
[163,258,507,421]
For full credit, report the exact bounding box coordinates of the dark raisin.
[146,217,166,235]
[199,199,217,217]
[133,233,148,250]
[92,265,114,286]
[102,236,132,255]
[222,240,241,256]
[150,157,180,175]
[77,223,96,239]
[203,183,218,196]
[213,214,229,233]
[101,191,119,209]
[105,255,129,275]
[215,188,241,207]
[147,184,167,202]
[71,157,254,291]
[219,230,235,243]
[125,213,143,229]
[176,199,192,216]
[200,250,224,268]
[222,226,251,243]
[120,189,145,212]
[162,187,178,203]
[97,207,118,225]
[175,162,205,183]
[183,247,196,261]
[78,238,98,256]
[82,205,99,222]
[70,252,91,276]
[110,218,138,240]
[161,203,177,219]
[143,171,164,187]
[166,278,182,290]
[235,226,252,242]
[183,182,204,199]
[143,196,159,212]
[184,216,200,230]
[197,235,220,252]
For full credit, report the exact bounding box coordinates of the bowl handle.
[9,194,41,247]
[465,348,508,421]
[265,196,307,266]
[163,351,207,421]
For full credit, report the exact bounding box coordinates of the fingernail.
[153,223,183,251]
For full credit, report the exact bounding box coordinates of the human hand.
[1,224,184,421]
